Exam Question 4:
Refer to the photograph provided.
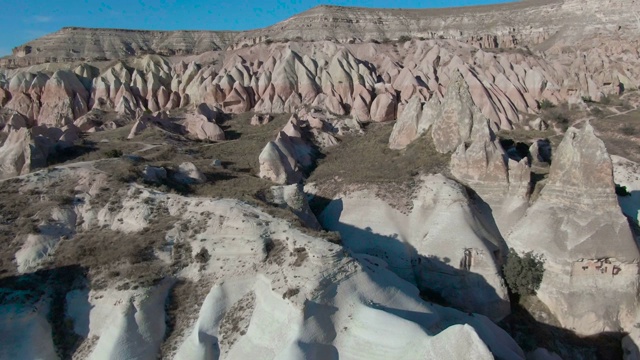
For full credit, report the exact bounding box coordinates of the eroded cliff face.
[1,34,638,138]
[5,0,636,68]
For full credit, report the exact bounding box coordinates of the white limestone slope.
[0,302,57,360]
[318,174,510,321]
[86,280,174,360]
[174,253,523,360]
[0,164,525,359]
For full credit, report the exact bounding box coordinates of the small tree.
[503,249,545,296]
[539,99,555,110]
[616,184,631,197]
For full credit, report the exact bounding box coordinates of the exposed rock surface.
[269,184,321,230]
[181,113,225,141]
[3,0,638,68]
[3,23,639,131]
[0,128,50,178]
[388,95,426,149]
[174,162,206,184]
[506,124,640,335]
[431,71,493,153]
[611,155,640,227]
[0,165,526,360]
[319,174,510,321]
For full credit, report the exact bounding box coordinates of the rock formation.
[319,174,510,321]
[0,165,525,359]
[0,128,50,178]
[506,123,640,335]
[181,113,225,141]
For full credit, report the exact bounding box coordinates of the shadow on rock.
[0,265,90,359]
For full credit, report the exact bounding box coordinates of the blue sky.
[0,0,514,56]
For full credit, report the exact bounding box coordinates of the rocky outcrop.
[2,31,638,132]
[181,113,225,141]
[258,115,315,184]
[389,95,426,149]
[0,128,50,178]
[612,155,640,227]
[258,110,361,184]
[4,0,637,69]
[319,174,511,321]
[449,124,531,234]
[174,162,206,184]
[506,123,640,335]
[38,70,89,127]
[431,71,491,153]
[269,184,321,229]
[0,165,526,360]
[369,92,397,122]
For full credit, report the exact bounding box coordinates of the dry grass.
[51,211,177,290]
[0,176,81,277]
[589,108,640,163]
[308,122,450,187]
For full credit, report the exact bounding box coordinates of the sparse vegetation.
[540,103,572,131]
[599,94,632,110]
[616,184,631,197]
[308,123,449,186]
[503,249,545,296]
[620,125,637,136]
[397,35,411,43]
[539,99,555,110]
[195,248,211,263]
[282,287,300,299]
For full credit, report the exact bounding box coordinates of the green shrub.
[600,95,613,105]
[103,149,123,158]
[503,249,545,296]
[616,184,631,197]
[620,126,637,136]
[195,248,210,263]
[397,35,412,43]
[539,99,555,109]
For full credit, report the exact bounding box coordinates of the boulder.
[270,184,321,230]
[258,141,302,185]
[174,162,206,184]
[370,93,397,122]
[73,109,106,132]
[182,113,225,141]
[142,165,167,184]
[250,114,273,126]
